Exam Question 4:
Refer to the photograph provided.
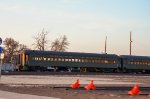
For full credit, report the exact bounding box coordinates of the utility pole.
[130,32,132,56]
[105,36,107,54]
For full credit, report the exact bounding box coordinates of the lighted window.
[44,57,47,61]
[78,59,81,62]
[104,60,108,63]
[72,59,75,62]
[75,59,78,62]
[58,58,62,61]
[47,58,50,61]
[51,58,54,61]
[68,59,72,62]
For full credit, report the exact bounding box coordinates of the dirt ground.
[1,73,150,99]
[0,84,150,99]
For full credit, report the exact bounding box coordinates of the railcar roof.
[120,55,150,61]
[23,50,119,58]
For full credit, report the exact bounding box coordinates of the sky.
[0,0,150,56]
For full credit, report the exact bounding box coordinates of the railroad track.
[53,86,150,91]
[2,71,150,76]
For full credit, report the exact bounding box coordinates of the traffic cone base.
[128,84,140,95]
[71,84,80,88]
[84,80,96,90]
[70,79,80,89]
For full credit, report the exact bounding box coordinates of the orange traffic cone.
[70,79,80,89]
[128,84,140,95]
[84,80,96,90]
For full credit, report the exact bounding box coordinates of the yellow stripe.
[22,53,25,66]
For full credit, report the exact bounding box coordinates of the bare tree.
[33,29,49,51]
[51,38,60,51]
[3,38,19,62]
[59,35,69,51]
[3,38,29,63]
[18,44,29,52]
[51,35,69,51]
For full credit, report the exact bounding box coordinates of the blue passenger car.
[18,50,121,72]
[120,55,150,73]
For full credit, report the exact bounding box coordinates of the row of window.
[129,61,150,65]
[31,56,117,64]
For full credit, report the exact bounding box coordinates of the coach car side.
[18,50,121,72]
[120,55,150,73]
